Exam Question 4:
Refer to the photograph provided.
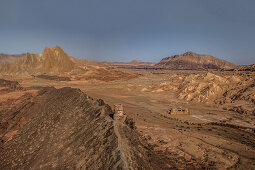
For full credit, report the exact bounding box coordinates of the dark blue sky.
[1,0,255,64]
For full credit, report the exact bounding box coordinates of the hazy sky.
[0,0,255,64]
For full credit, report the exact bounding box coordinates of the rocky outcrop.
[0,80,170,169]
[178,72,229,103]
[0,46,136,82]
[0,46,75,74]
[155,52,236,70]
[40,46,75,72]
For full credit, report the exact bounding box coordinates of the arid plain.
[0,47,254,169]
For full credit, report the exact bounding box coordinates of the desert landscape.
[1,1,255,169]
[0,46,254,169]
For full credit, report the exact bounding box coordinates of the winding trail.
[113,117,129,170]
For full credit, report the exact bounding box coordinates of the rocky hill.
[0,46,75,74]
[0,46,136,82]
[155,52,236,70]
[0,54,24,65]
[0,79,174,169]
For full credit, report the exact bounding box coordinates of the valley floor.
[2,69,255,169]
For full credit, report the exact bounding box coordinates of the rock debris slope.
[0,80,169,169]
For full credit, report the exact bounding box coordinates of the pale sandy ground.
[2,69,255,169]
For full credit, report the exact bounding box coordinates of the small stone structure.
[168,107,189,115]
[114,104,124,116]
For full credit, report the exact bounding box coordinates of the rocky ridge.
[142,71,255,115]
[0,46,75,74]
[0,79,174,169]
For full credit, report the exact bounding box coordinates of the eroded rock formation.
[0,46,136,82]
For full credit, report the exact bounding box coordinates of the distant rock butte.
[0,46,75,74]
[155,51,236,70]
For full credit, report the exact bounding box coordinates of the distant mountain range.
[108,52,236,70]
[0,48,239,72]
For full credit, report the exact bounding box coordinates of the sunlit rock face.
[0,46,75,74]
